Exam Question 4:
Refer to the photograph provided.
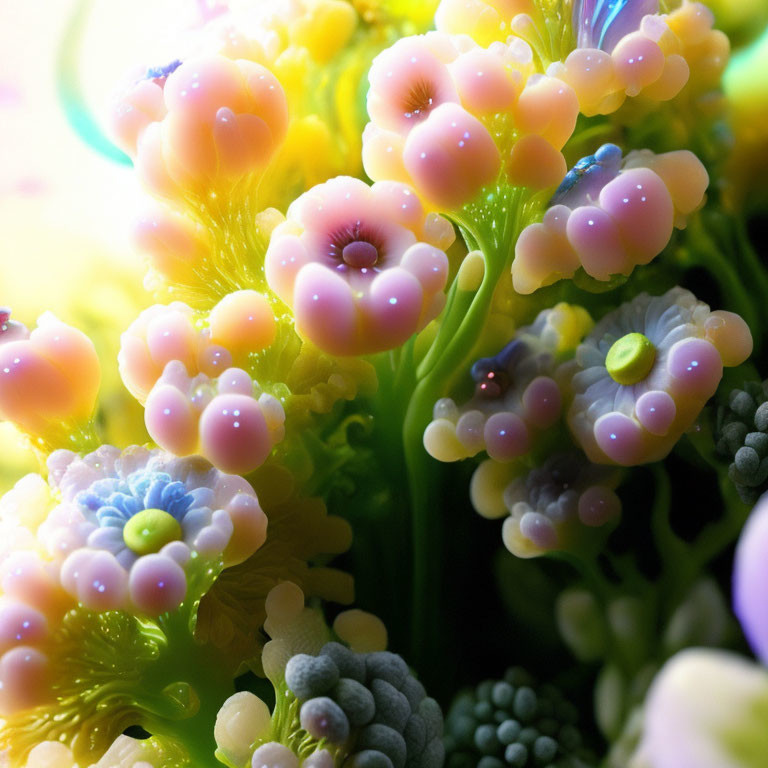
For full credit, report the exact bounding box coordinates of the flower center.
[606,332,656,386]
[123,508,182,555]
[342,240,379,268]
[475,369,510,399]
[404,80,435,121]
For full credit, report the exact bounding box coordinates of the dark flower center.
[475,369,511,400]
[342,241,379,268]
[404,80,436,122]
[328,220,384,273]
[471,340,527,400]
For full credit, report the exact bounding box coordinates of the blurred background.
[0,0,215,490]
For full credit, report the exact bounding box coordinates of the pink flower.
[424,303,592,463]
[265,176,454,355]
[145,363,285,474]
[363,33,578,210]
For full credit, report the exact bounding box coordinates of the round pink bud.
[513,76,579,150]
[0,646,49,715]
[612,32,665,97]
[0,344,72,430]
[483,412,530,462]
[199,393,273,475]
[198,345,234,377]
[109,79,166,157]
[666,338,723,396]
[403,102,500,210]
[365,269,424,349]
[293,265,359,355]
[145,384,200,456]
[578,486,621,527]
[450,48,518,114]
[0,601,48,652]
[146,310,198,374]
[129,554,187,615]
[217,367,256,396]
[521,376,562,428]
[635,390,677,436]
[594,412,645,466]
[1,552,64,617]
[565,205,629,280]
[74,551,129,612]
[400,243,450,294]
[598,169,674,264]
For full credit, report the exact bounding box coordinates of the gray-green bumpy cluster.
[285,643,444,768]
[716,382,768,503]
[443,668,591,768]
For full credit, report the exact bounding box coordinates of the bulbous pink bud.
[145,384,200,456]
[598,168,674,264]
[403,103,500,210]
[73,550,130,612]
[157,56,288,190]
[0,646,50,715]
[199,393,275,475]
[513,75,579,150]
[0,600,48,653]
[0,314,100,437]
[129,554,187,615]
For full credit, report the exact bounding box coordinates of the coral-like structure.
[444,667,591,768]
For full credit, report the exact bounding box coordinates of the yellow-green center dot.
[605,332,656,386]
[123,508,182,555]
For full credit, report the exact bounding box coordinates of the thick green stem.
[402,186,538,669]
[136,598,235,767]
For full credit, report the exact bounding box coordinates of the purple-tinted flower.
[734,493,768,666]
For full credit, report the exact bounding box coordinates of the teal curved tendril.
[57,0,133,165]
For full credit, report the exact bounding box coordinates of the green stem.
[401,186,538,668]
[136,593,235,766]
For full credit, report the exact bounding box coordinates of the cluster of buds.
[362,32,579,211]
[424,304,592,464]
[512,145,709,293]
[146,363,285,474]
[119,291,275,401]
[111,55,289,201]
